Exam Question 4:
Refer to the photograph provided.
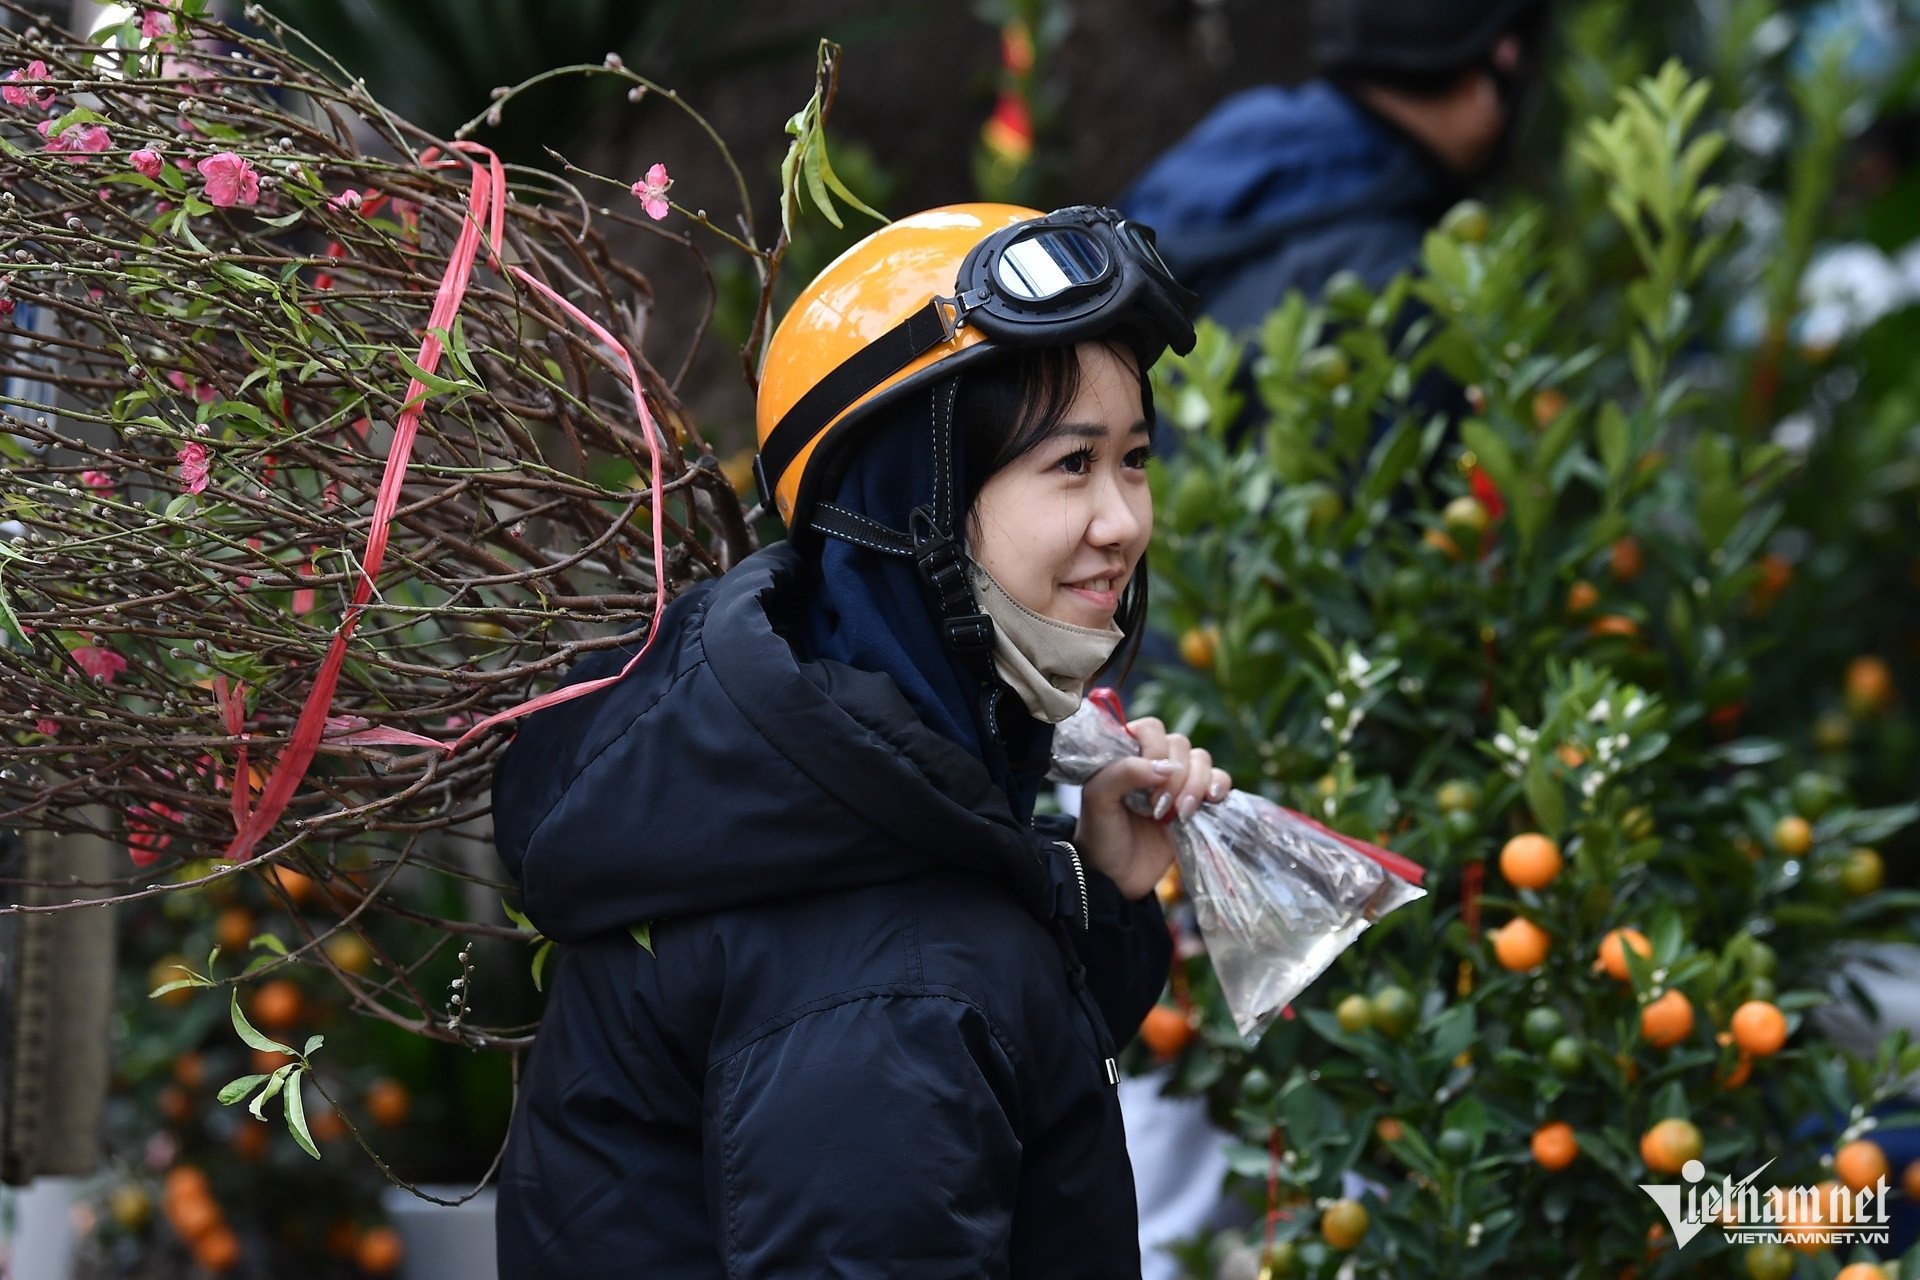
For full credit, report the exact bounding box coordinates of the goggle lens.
[993,227,1111,301]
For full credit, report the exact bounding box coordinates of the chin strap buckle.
[909,507,996,676]
[943,612,994,659]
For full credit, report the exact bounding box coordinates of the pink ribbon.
[213,676,250,831]
[223,143,668,859]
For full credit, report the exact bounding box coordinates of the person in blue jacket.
[490,204,1227,1278]
[1121,0,1552,335]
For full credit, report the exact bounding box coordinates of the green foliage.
[1137,51,1919,1277]
[780,41,888,237]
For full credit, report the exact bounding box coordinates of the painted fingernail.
[1178,794,1200,821]
[1151,760,1178,776]
[1209,779,1229,801]
[1152,792,1172,821]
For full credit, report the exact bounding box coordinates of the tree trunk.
[1,826,117,1183]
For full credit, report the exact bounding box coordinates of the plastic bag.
[1050,690,1427,1039]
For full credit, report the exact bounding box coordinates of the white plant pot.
[379,1184,497,1280]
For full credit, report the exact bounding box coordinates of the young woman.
[491,204,1229,1278]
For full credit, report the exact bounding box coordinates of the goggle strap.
[756,298,954,510]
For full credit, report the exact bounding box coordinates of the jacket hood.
[490,543,1052,943]
[1120,81,1448,276]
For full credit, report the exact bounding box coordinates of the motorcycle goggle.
[949,206,1195,352]
[753,206,1197,515]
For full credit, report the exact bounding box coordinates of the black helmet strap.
[809,379,998,689]
[755,299,956,514]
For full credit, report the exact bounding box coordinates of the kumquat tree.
[1133,7,1920,1278]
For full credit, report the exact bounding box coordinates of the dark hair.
[956,338,1156,685]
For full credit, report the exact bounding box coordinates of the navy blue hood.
[1120,80,1450,278]
[797,378,1054,819]
[797,384,988,759]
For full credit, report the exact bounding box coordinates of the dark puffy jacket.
[1121,79,1454,333]
[490,543,1172,1278]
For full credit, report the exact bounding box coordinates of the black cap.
[1313,0,1546,78]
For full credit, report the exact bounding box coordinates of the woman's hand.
[1073,717,1231,901]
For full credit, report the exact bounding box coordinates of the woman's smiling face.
[968,342,1153,629]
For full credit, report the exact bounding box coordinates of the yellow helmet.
[754,204,1037,530]
[753,203,1196,539]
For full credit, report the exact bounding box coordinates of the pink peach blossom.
[139,8,174,39]
[176,440,211,494]
[38,119,112,159]
[165,370,215,403]
[2,60,54,110]
[80,469,113,493]
[629,162,672,221]
[35,717,57,737]
[129,147,163,178]
[195,150,258,208]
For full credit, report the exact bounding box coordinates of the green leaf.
[248,1065,291,1120]
[0,570,28,645]
[438,318,482,386]
[284,1071,320,1159]
[217,1073,271,1105]
[210,262,275,293]
[1422,230,1470,295]
[163,493,198,520]
[1596,403,1632,480]
[800,136,841,230]
[630,923,653,955]
[1359,420,1421,508]
[1429,1004,1477,1064]
[302,1034,325,1057]
[175,215,212,255]
[777,126,802,241]
[249,932,287,955]
[1525,760,1566,835]
[42,105,112,137]
[817,145,885,225]
[1508,477,1552,553]
[230,990,293,1056]
[1459,419,1518,495]
[530,938,554,991]
[395,353,481,405]
[210,400,276,435]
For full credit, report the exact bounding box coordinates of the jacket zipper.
[1056,840,1091,934]
[1045,840,1117,1084]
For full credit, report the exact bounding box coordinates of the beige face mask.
[968,562,1124,724]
